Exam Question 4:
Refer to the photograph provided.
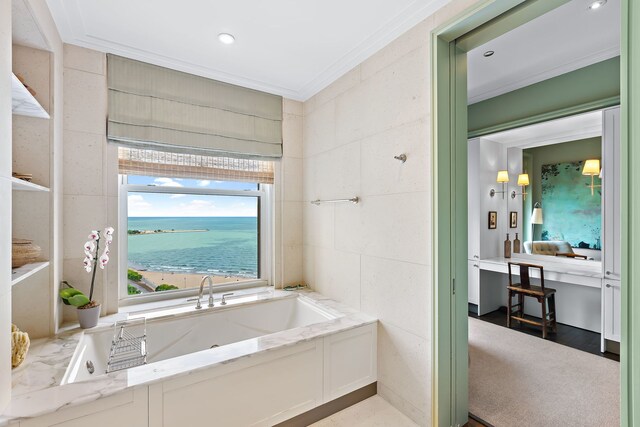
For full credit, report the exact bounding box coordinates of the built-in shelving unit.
[11,72,49,119]
[11,261,50,287]
[11,177,50,192]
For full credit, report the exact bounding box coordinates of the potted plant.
[60,227,114,328]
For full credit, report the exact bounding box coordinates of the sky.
[127,176,258,217]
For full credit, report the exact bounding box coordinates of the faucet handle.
[221,293,234,305]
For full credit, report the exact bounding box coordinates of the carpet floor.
[469,317,620,427]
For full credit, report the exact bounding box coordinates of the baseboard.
[274,382,377,427]
[468,303,478,315]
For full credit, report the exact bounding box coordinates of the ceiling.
[45,0,449,101]
[468,0,620,104]
[483,110,603,149]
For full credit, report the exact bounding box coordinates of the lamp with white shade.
[511,173,530,200]
[530,202,543,250]
[582,159,602,196]
[490,170,510,198]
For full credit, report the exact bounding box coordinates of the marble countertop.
[1,288,376,425]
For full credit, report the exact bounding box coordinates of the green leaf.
[60,288,83,300]
[68,294,90,307]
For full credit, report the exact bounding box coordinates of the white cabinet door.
[603,279,621,342]
[468,139,481,261]
[603,107,621,279]
[468,260,479,305]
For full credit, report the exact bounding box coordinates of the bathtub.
[62,294,336,384]
[5,291,376,427]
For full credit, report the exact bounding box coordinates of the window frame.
[118,174,273,305]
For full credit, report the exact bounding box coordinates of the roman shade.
[107,54,283,159]
[118,147,274,184]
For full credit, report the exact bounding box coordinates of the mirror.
[483,111,604,265]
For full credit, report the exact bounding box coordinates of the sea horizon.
[127,216,258,278]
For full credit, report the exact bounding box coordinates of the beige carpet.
[469,317,620,427]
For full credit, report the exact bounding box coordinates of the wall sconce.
[511,173,530,200]
[582,159,602,196]
[490,170,509,198]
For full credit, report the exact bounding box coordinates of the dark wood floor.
[467,413,492,426]
[469,305,619,362]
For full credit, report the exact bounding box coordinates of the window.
[118,149,273,301]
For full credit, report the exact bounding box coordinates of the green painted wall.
[523,137,602,240]
[469,57,620,136]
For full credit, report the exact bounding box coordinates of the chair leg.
[550,294,558,332]
[507,290,512,328]
[518,293,524,323]
[541,297,548,339]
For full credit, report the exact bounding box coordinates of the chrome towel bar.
[310,197,359,205]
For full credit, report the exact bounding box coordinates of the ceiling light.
[218,33,235,45]
[483,50,495,57]
[588,0,607,10]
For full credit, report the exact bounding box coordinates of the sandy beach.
[133,269,251,290]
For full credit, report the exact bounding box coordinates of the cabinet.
[602,279,621,344]
[468,139,480,261]
[468,260,479,305]
[602,107,621,280]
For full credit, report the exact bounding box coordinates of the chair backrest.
[507,262,545,291]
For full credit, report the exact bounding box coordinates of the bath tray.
[106,319,147,373]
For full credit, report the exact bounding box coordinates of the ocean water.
[128,217,258,278]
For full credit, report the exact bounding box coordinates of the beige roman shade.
[118,147,274,184]
[107,54,283,159]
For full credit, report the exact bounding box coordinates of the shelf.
[11,177,50,192]
[11,73,49,119]
[11,261,50,287]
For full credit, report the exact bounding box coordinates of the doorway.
[431,1,638,426]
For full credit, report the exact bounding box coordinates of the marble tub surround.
[1,288,376,424]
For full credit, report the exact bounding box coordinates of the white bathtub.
[62,294,336,384]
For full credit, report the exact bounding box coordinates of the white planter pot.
[77,304,101,329]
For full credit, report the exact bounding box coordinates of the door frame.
[431,1,638,426]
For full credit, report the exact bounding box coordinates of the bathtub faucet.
[195,275,215,309]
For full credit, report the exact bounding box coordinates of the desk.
[471,256,603,332]
[479,257,602,288]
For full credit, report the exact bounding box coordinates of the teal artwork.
[540,161,601,250]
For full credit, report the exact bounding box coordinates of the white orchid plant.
[60,227,114,308]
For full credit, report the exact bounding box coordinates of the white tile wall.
[277,100,304,287]
[377,324,430,424]
[62,45,117,318]
[300,1,482,424]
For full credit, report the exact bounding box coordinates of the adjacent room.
[465,1,621,425]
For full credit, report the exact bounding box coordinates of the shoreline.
[128,229,208,235]
[130,268,253,291]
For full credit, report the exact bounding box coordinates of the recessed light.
[483,50,495,57]
[588,0,607,10]
[218,33,235,45]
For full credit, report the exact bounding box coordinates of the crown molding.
[46,0,449,101]
[468,46,620,105]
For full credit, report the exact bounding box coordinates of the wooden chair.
[507,262,557,339]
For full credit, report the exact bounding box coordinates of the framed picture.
[510,211,518,228]
[488,211,497,229]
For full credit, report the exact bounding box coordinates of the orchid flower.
[99,253,109,270]
[83,256,93,273]
[84,241,95,255]
[81,227,114,301]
